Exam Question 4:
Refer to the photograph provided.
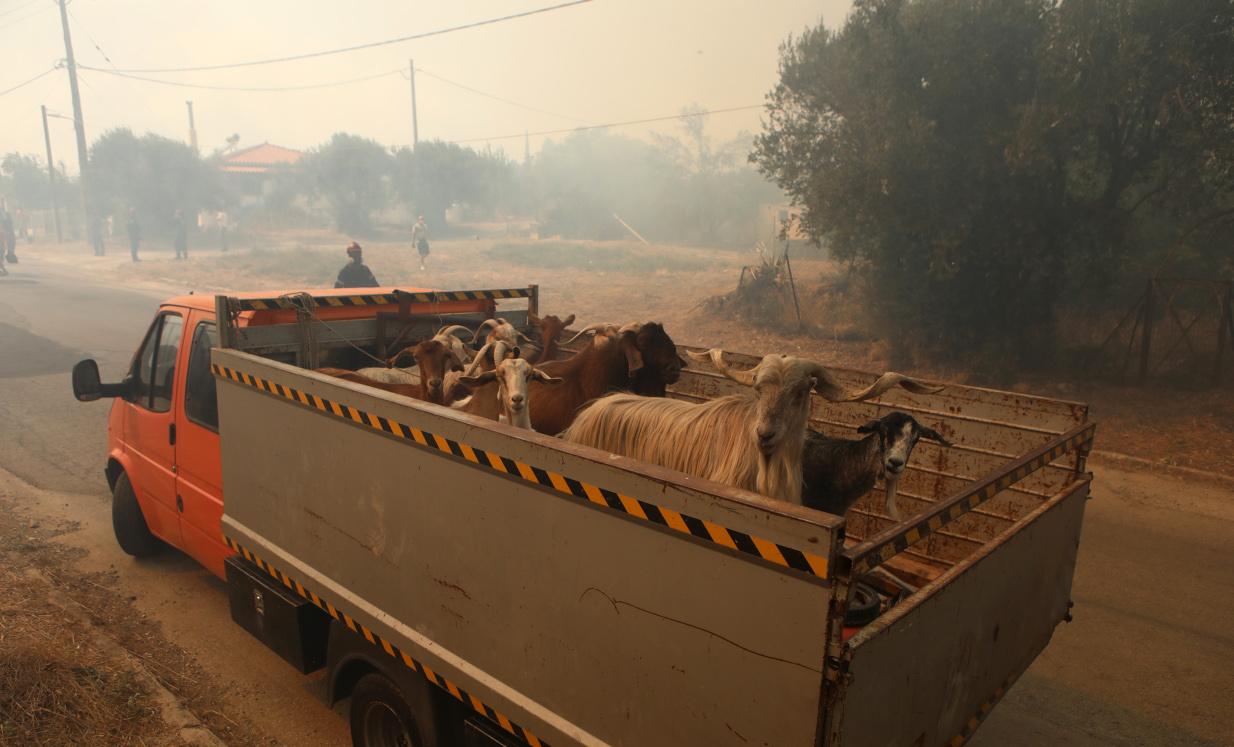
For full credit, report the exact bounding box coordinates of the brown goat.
[527,312,575,364]
[528,321,685,435]
[318,338,463,405]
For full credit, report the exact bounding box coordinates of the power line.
[67,4,114,68]
[109,0,594,74]
[415,66,587,123]
[0,0,51,31]
[0,0,41,21]
[78,64,404,92]
[449,104,765,144]
[0,65,57,97]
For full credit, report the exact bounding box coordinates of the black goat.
[802,411,951,519]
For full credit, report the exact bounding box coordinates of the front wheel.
[111,471,162,557]
[350,672,436,747]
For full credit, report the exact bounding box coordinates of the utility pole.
[57,0,93,249]
[524,130,530,165]
[186,100,198,154]
[409,59,419,148]
[40,105,63,242]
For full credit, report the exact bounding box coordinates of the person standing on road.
[173,209,188,260]
[90,212,105,256]
[334,242,379,288]
[126,208,141,263]
[412,215,429,271]
[1,203,16,264]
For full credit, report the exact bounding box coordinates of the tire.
[350,672,438,747]
[111,472,163,557]
[843,582,883,627]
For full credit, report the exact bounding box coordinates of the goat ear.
[621,335,644,374]
[533,369,564,385]
[857,420,881,434]
[458,371,497,387]
[916,425,952,447]
[563,314,576,326]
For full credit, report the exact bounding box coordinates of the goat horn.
[474,319,500,338]
[617,322,643,335]
[463,341,496,377]
[690,348,757,385]
[436,324,473,341]
[562,323,617,345]
[809,367,945,403]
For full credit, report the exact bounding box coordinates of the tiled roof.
[219,142,303,173]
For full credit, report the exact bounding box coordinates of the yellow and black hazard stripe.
[844,423,1095,575]
[223,537,549,747]
[948,675,1016,746]
[236,287,532,311]
[212,363,830,581]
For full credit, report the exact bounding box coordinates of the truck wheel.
[112,472,162,557]
[350,672,437,747]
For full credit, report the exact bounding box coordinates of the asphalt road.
[0,254,1230,746]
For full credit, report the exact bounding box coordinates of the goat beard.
[883,473,902,520]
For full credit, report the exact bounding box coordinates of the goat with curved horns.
[561,349,943,505]
[452,343,563,429]
[357,325,473,385]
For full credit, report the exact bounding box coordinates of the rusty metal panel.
[828,477,1090,747]
[214,349,840,747]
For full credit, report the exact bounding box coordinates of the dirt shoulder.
[0,477,271,747]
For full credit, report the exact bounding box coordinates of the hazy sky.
[1,1,853,172]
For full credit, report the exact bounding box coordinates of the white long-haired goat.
[561,349,943,506]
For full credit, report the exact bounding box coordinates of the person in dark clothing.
[173,209,188,259]
[126,208,141,262]
[335,242,379,288]
[0,205,16,263]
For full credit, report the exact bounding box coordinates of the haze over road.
[0,254,1229,746]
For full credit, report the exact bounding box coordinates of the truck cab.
[73,288,495,579]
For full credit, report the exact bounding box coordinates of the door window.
[131,313,184,412]
[184,322,219,430]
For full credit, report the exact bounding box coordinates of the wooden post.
[528,284,540,319]
[1137,279,1155,385]
[1216,281,1232,386]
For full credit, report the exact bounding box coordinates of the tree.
[753,0,1234,367]
[393,140,514,231]
[300,133,392,235]
[89,129,227,236]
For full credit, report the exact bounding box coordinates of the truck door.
[121,310,185,547]
[176,314,227,578]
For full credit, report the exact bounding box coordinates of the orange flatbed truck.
[73,284,1095,747]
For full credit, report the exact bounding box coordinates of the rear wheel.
[350,672,437,747]
[111,472,162,557]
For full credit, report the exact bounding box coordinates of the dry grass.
[0,565,164,747]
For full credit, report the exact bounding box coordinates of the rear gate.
[827,476,1090,746]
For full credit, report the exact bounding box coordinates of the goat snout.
[756,426,778,454]
[427,378,443,391]
[885,456,906,473]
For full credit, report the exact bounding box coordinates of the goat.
[452,343,563,429]
[529,321,686,435]
[317,337,463,405]
[358,325,473,384]
[561,349,943,504]
[802,411,952,519]
[473,318,532,370]
[526,312,575,364]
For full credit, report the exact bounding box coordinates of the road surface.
[0,253,1230,746]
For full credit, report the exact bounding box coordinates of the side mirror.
[72,359,103,401]
[72,359,128,401]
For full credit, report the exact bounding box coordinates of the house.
[218,143,303,207]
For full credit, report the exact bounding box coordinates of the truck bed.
[213,321,1093,746]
